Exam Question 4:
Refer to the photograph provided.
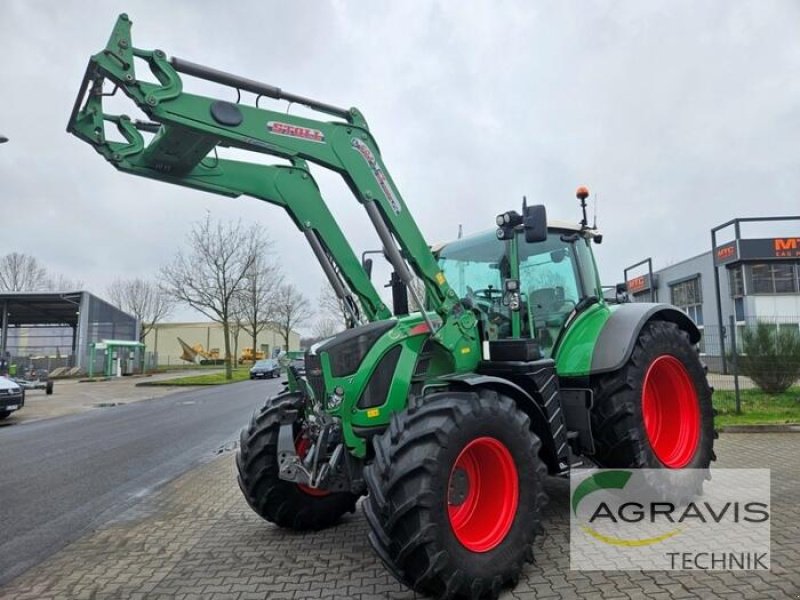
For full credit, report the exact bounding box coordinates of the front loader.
[68,16,715,600]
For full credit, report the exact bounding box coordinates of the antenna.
[593,193,599,229]
[457,224,463,239]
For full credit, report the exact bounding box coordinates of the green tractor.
[68,16,715,599]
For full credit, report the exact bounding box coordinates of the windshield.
[438,232,511,339]
[438,229,599,353]
[254,360,273,368]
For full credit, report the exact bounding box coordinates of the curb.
[719,424,800,433]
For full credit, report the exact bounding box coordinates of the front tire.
[364,390,546,600]
[591,320,715,470]
[236,394,359,530]
[0,410,10,420]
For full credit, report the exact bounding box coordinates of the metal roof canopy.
[0,291,83,326]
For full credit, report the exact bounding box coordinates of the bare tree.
[107,278,175,342]
[318,283,351,329]
[0,252,48,291]
[229,296,245,365]
[237,253,283,363]
[274,283,312,351]
[46,273,84,291]
[160,216,261,380]
[313,315,342,339]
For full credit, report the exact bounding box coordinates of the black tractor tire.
[46,381,54,395]
[236,394,359,530]
[591,320,715,473]
[0,410,10,420]
[364,389,547,600]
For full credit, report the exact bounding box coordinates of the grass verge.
[713,387,800,427]
[141,368,253,386]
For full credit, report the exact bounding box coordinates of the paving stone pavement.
[1,433,798,600]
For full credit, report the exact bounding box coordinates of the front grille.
[304,351,325,402]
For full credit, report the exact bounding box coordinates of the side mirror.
[523,204,547,243]
[363,258,373,280]
[615,282,629,304]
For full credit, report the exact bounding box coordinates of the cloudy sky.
[1,1,798,331]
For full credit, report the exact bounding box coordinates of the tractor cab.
[436,219,602,359]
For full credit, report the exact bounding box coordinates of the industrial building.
[143,321,300,366]
[624,216,800,371]
[0,291,139,375]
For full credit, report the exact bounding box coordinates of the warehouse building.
[0,291,139,375]
[143,321,300,366]
[624,216,800,372]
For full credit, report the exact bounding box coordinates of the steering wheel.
[467,285,504,302]
[465,285,511,332]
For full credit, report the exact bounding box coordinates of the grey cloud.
[1,0,798,327]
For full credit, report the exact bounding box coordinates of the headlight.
[327,386,345,409]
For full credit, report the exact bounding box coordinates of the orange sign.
[627,275,648,293]
[774,238,800,257]
[716,244,736,261]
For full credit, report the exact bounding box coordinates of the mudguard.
[438,372,561,472]
[590,303,700,375]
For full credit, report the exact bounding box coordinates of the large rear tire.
[236,394,359,530]
[591,320,715,471]
[364,390,546,600]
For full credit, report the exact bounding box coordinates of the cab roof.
[431,220,582,254]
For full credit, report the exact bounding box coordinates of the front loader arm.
[72,89,389,324]
[68,15,479,363]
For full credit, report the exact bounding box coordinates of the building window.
[774,264,797,293]
[670,276,703,326]
[734,297,745,322]
[728,264,744,297]
[749,262,800,294]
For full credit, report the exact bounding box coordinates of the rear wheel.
[591,320,715,471]
[236,394,359,530]
[364,390,546,600]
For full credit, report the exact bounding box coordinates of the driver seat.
[528,287,569,355]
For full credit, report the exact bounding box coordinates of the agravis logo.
[571,470,681,547]
[570,469,771,571]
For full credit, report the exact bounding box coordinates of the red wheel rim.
[295,436,330,497]
[642,355,701,468]
[447,437,518,552]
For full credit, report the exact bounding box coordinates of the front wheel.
[364,390,547,600]
[236,394,359,530]
[0,410,10,420]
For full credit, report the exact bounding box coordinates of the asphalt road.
[0,379,281,585]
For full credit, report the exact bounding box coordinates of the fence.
[702,315,800,414]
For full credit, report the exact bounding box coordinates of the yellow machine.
[177,337,221,364]
[239,347,265,364]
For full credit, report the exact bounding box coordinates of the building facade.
[0,291,139,374]
[625,217,800,372]
[144,321,301,366]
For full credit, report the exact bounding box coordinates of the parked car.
[249,359,280,380]
[0,376,24,420]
